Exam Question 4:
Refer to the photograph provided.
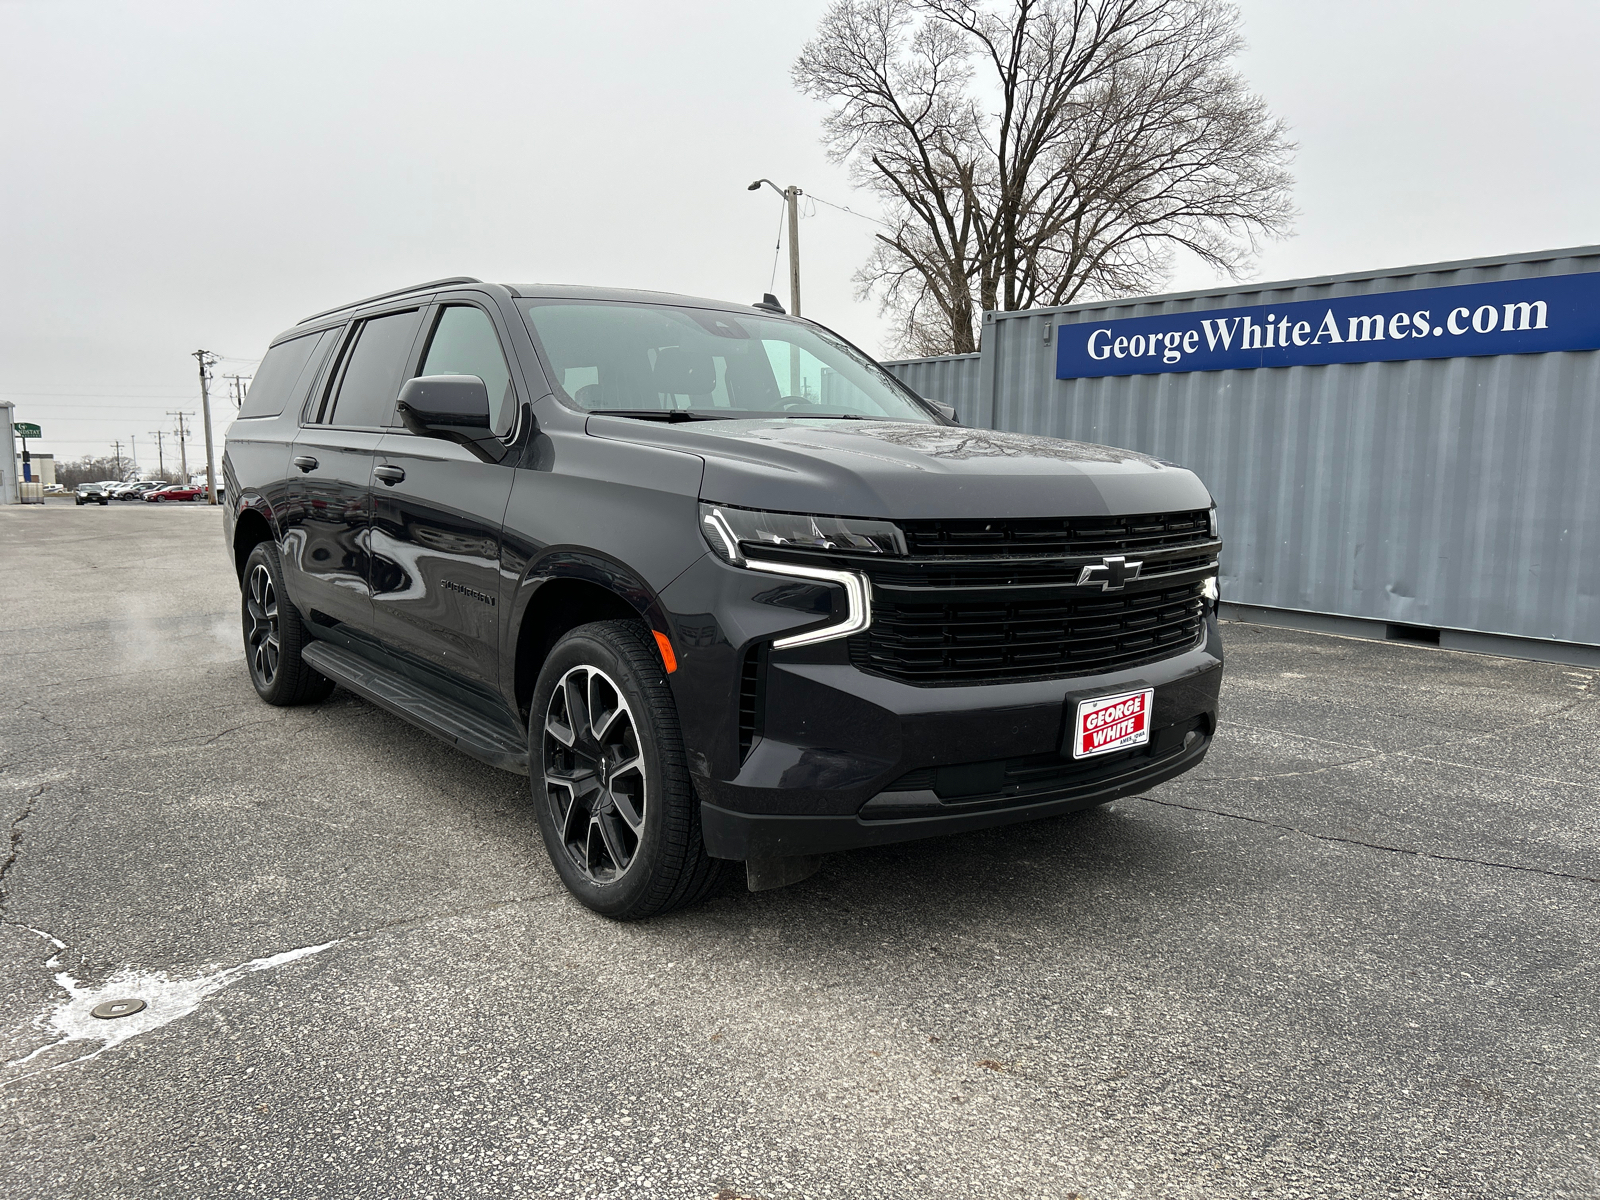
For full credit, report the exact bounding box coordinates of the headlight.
[699,503,905,565]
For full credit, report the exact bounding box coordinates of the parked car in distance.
[113,480,165,500]
[44,483,65,494]
[74,482,111,506]
[223,277,1223,920]
[146,483,207,502]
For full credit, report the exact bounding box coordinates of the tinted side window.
[238,329,331,419]
[327,310,423,428]
[418,306,516,434]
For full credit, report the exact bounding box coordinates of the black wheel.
[531,620,725,920]
[98,497,109,505]
[241,541,334,706]
[75,498,84,505]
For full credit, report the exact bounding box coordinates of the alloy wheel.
[543,665,648,885]
[245,563,281,686]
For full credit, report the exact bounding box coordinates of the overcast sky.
[4,0,1599,469]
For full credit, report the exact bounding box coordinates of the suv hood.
[585,417,1210,519]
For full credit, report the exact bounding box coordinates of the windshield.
[520,300,935,422]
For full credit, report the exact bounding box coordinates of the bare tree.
[794,0,1295,355]
[57,455,130,488]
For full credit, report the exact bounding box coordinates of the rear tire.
[530,620,725,920]
[241,541,334,706]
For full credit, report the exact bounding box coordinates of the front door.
[368,301,521,690]
[280,307,425,631]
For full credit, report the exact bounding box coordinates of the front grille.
[851,579,1206,685]
[750,508,1217,687]
[898,509,1210,559]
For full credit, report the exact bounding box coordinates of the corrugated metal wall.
[880,353,984,424]
[883,245,1600,649]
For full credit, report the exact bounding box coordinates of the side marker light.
[653,629,678,673]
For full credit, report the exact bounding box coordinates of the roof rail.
[296,277,484,325]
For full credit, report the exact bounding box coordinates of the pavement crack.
[185,718,278,748]
[0,783,48,914]
[354,889,566,938]
[1136,795,1600,884]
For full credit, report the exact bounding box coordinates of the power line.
[804,191,894,230]
[0,392,201,400]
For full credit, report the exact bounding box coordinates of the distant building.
[0,402,15,504]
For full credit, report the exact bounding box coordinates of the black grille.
[882,717,1205,803]
[738,646,761,760]
[899,509,1210,559]
[851,579,1207,686]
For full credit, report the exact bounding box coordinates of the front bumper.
[700,716,1212,859]
[662,546,1223,860]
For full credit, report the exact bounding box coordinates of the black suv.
[223,277,1223,918]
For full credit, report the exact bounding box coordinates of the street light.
[749,179,803,318]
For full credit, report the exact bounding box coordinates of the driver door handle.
[374,464,406,486]
[292,455,318,473]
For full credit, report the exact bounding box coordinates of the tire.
[99,497,108,505]
[75,498,84,506]
[240,541,334,706]
[530,619,725,920]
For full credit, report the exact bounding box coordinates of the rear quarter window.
[237,329,336,419]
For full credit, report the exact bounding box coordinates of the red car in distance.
[145,483,207,502]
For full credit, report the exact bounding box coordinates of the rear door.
[368,299,523,689]
[282,307,425,631]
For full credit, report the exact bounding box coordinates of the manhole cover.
[91,998,147,1020]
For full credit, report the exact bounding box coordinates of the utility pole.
[167,411,193,483]
[148,430,165,477]
[112,440,125,480]
[748,179,803,316]
[749,178,804,397]
[224,373,250,409]
[130,434,137,477]
[193,350,219,504]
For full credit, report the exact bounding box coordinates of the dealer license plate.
[1072,688,1154,759]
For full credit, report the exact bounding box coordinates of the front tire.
[241,541,334,706]
[530,620,724,920]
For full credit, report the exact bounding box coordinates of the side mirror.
[928,400,958,424]
[396,375,500,460]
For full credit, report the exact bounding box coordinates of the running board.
[301,640,529,775]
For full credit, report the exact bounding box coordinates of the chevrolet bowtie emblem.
[1076,555,1143,591]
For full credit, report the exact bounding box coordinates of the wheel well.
[514,579,641,720]
[233,509,274,581]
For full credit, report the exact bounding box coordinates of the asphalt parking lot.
[2,504,1597,1200]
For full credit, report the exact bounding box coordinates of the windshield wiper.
[594,409,728,422]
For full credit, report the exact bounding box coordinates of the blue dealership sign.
[1056,271,1600,379]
